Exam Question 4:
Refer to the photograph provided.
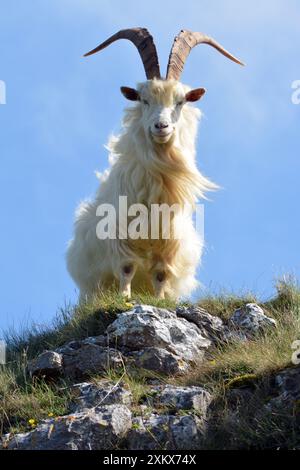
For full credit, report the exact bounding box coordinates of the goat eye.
[142,99,149,105]
[176,101,184,107]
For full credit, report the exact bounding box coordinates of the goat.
[66,28,243,301]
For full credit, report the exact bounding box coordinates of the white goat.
[66,28,243,301]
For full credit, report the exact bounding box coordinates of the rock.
[70,381,132,411]
[176,306,227,343]
[267,365,300,410]
[128,347,188,375]
[56,340,83,354]
[127,414,170,450]
[28,304,216,382]
[107,305,211,368]
[82,335,108,347]
[62,344,124,380]
[127,413,206,450]
[56,336,108,355]
[171,414,206,450]
[229,303,277,336]
[148,385,212,414]
[28,351,63,379]
[4,405,132,450]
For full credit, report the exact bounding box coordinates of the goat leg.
[119,263,136,299]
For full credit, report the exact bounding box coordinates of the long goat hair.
[66,29,243,301]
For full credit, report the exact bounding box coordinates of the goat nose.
[154,122,169,130]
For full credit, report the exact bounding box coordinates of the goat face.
[121,80,205,144]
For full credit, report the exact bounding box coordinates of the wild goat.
[66,28,243,301]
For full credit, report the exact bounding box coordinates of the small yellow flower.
[48,412,54,417]
[125,302,134,308]
[209,360,216,365]
[28,418,37,428]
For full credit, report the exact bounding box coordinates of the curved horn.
[166,30,244,80]
[84,28,161,80]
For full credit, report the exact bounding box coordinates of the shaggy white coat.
[66,79,216,300]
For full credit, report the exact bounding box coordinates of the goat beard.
[144,143,216,206]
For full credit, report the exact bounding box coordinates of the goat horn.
[84,28,161,80]
[166,30,244,80]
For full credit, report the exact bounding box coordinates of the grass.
[0,278,299,447]
[4,289,177,361]
[182,278,300,389]
[0,361,70,436]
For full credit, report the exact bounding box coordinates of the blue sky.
[0,0,299,332]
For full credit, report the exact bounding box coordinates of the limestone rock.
[70,381,132,411]
[229,303,277,336]
[127,413,206,450]
[62,344,124,379]
[128,347,188,375]
[176,305,228,343]
[107,305,211,367]
[267,365,300,410]
[148,385,212,414]
[4,405,132,450]
[28,351,63,379]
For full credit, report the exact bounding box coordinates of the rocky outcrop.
[2,302,281,450]
[27,303,276,380]
[107,305,211,371]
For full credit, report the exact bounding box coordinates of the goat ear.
[185,88,206,102]
[120,86,140,101]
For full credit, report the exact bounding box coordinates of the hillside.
[0,279,300,450]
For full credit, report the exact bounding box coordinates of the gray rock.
[171,414,206,449]
[267,365,300,410]
[56,336,108,355]
[127,413,206,450]
[63,344,124,379]
[28,351,63,379]
[82,335,108,347]
[56,340,83,354]
[176,306,227,343]
[70,381,132,411]
[128,347,188,375]
[4,405,132,450]
[177,305,248,344]
[127,414,170,450]
[229,303,277,336]
[149,385,212,414]
[107,305,211,367]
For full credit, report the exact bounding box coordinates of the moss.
[225,374,258,390]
